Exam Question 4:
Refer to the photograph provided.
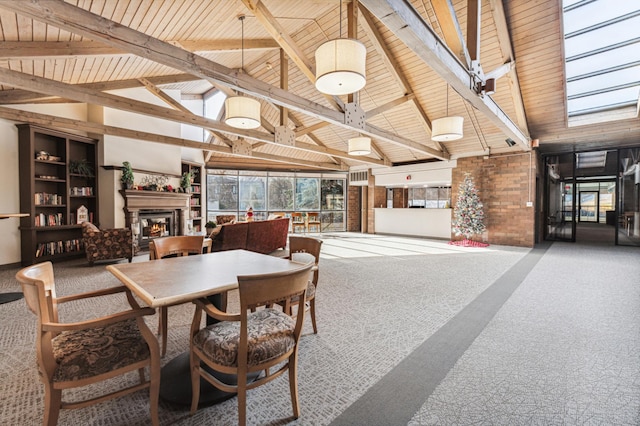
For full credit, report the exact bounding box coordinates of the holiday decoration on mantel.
[449,172,489,247]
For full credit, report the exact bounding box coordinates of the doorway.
[543,150,617,244]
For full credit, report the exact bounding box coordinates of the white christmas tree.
[451,173,486,241]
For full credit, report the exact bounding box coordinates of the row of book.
[35,239,83,258]
[34,192,63,205]
[190,198,200,206]
[70,186,94,196]
[35,213,64,227]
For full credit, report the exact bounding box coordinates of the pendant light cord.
[339,1,342,39]
[241,15,245,71]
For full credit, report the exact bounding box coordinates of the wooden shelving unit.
[181,161,203,233]
[18,124,99,266]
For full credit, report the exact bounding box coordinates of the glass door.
[544,153,575,241]
[578,191,598,222]
[618,147,640,246]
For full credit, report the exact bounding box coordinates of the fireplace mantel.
[120,190,191,245]
[120,190,191,211]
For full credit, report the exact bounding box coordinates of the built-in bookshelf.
[18,124,99,266]
[181,161,203,233]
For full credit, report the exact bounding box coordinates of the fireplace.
[138,210,176,249]
[120,190,191,251]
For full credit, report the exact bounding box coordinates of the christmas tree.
[451,173,487,244]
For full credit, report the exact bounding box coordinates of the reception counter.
[374,208,452,239]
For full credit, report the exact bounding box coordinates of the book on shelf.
[35,212,64,227]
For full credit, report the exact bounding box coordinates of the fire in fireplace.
[137,211,177,249]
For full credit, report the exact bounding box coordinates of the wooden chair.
[291,212,306,233]
[306,212,321,233]
[151,235,213,357]
[279,235,323,333]
[15,261,160,426]
[189,262,314,426]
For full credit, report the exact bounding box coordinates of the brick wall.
[347,185,360,232]
[453,153,536,247]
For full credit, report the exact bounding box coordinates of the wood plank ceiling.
[0,0,637,172]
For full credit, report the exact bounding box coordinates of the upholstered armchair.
[81,222,133,266]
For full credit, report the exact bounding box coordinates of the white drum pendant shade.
[315,38,367,95]
[348,136,371,156]
[224,96,261,129]
[431,116,464,141]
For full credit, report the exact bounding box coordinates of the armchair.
[15,261,160,426]
[81,222,133,266]
[189,262,313,425]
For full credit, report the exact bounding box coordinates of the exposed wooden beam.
[365,94,414,118]
[0,67,385,165]
[0,105,344,170]
[358,4,446,153]
[295,122,330,137]
[138,77,234,148]
[360,0,530,149]
[0,0,446,159]
[279,49,288,126]
[0,73,201,104]
[488,0,530,136]
[466,0,481,62]
[430,0,470,67]
[240,0,344,112]
[0,39,280,58]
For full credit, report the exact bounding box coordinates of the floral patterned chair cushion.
[81,222,133,265]
[192,309,296,367]
[52,318,150,382]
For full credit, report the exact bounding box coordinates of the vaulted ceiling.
[0,0,637,171]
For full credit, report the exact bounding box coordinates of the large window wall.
[206,170,347,232]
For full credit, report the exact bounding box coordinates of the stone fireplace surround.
[120,190,191,250]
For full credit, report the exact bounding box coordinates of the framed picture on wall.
[76,205,89,224]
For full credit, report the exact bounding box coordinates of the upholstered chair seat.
[52,318,150,382]
[81,222,133,266]
[193,309,296,368]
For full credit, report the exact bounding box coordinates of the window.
[206,170,347,231]
[408,186,451,208]
[295,177,320,210]
[563,1,640,121]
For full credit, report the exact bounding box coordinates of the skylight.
[562,0,640,122]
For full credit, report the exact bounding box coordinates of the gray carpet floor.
[0,233,638,425]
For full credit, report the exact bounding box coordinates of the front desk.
[374,208,452,239]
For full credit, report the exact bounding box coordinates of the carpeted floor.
[1,233,638,425]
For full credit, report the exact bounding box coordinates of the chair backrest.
[307,212,320,223]
[15,261,61,380]
[237,262,313,333]
[291,212,304,223]
[15,261,58,325]
[216,215,236,225]
[288,236,323,285]
[152,235,204,259]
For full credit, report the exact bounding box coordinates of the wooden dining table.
[106,248,303,406]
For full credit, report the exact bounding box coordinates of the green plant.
[69,159,94,177]
[180,171,192,190]
[120,161,134,188]
[205,221,217,229]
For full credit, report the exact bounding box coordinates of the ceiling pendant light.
[348,136,371,156]
[431,85,463,142]
[315,2,366,95]
[225,15,261,130]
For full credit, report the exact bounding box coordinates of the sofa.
[81,222,133,265]
[209,217,289,254]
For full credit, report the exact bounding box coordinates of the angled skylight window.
[563,0,640,125]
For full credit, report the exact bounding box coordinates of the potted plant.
[205,220,217,236]
[120,161,134,189]
[180,171,192,193]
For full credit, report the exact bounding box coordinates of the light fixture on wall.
[431,85,464,142]
[348,136,371,156]
[314,2,366,95]
[224,15,261,130]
